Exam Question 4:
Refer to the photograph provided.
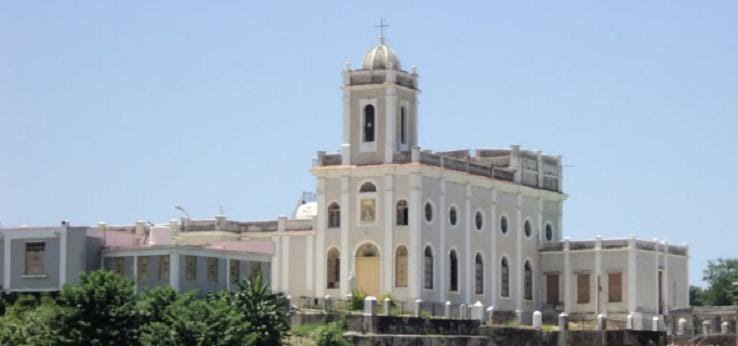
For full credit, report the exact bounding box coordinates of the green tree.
[55,270,140,345]
[231,274,291,346]
[702,258,738,306]
[0,295,63,346]
[137,286,180,325]
[140,292,255,346]
[689,285,705,306]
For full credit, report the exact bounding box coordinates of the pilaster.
[595,236,602,316]
[340,176,350,298]
[563,238,572,314]
[315,178,327,297]
[306,234,314,292]
[383,174,394,293]
[170,252,180,292]
[384,86,397,163]
[272,236,281,292]
[408,174,423,299]
[515,193,523,311]
[490,188,498,306]
[341,89,351,165]
[281,235,290,293]
[59,224,68,288]
[439,179,447,301]
[464,183,472,304]
[627,236,637,315]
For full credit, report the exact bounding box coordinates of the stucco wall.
[10,238,60,291]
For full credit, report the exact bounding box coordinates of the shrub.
[349,289,366,311]
[314,320,349,346]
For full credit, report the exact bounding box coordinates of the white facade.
[271,38,689,325]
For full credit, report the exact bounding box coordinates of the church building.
[276,36,690,327]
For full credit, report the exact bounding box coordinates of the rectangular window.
[185,256,197,281]
[250,261,262,280]
[159,255,170,281]
[230,260,240,284]
[207,258,218,282]
[608,272,622,302]
[112,257,125,276]
[546,274,559,305]
[138,256,149,283]
[24,242,45,275]
[577,273,590,304]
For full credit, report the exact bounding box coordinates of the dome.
[294,201,318,220]
[362,42,401,70]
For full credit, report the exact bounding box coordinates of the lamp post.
[175,205,191,219]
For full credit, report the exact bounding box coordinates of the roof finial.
[374,17,389,44]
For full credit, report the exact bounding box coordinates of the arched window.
[545,223,554,241]
[424,202,433,222]
[400,106,407,144]
[475,253,484,295]
[363,104,375,142]
[328,203,340,228]
[524,260,533,300]
[500,216,508,235]
[395,246,408,287]
[449,206,458,226]
[501,257,510,297]
[449,250,459,292]
[396,200,408,226]
[359,182,377,193]
[327,248,340,289]
[424,246,434,289]
[524,220,532,238]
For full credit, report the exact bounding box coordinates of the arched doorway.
[355,243,380,296]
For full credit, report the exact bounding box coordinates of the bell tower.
[340,35,419,166]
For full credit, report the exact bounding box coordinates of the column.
[627,236,637,315]
[383,175,394,293]
[408,174,423,298]
[563,238,571,314]
[339,176,350,298]
[439,179,447,302]
[315,178,327,297]
[170,252,180,292]
[515,193,523,311]
[464,183,472,303]
[384,86,397,163]
[490,188,498,306]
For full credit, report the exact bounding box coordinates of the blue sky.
[1,1,736,286]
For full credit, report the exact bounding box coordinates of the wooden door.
[546,274,559,305]
[356,256,380,296]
